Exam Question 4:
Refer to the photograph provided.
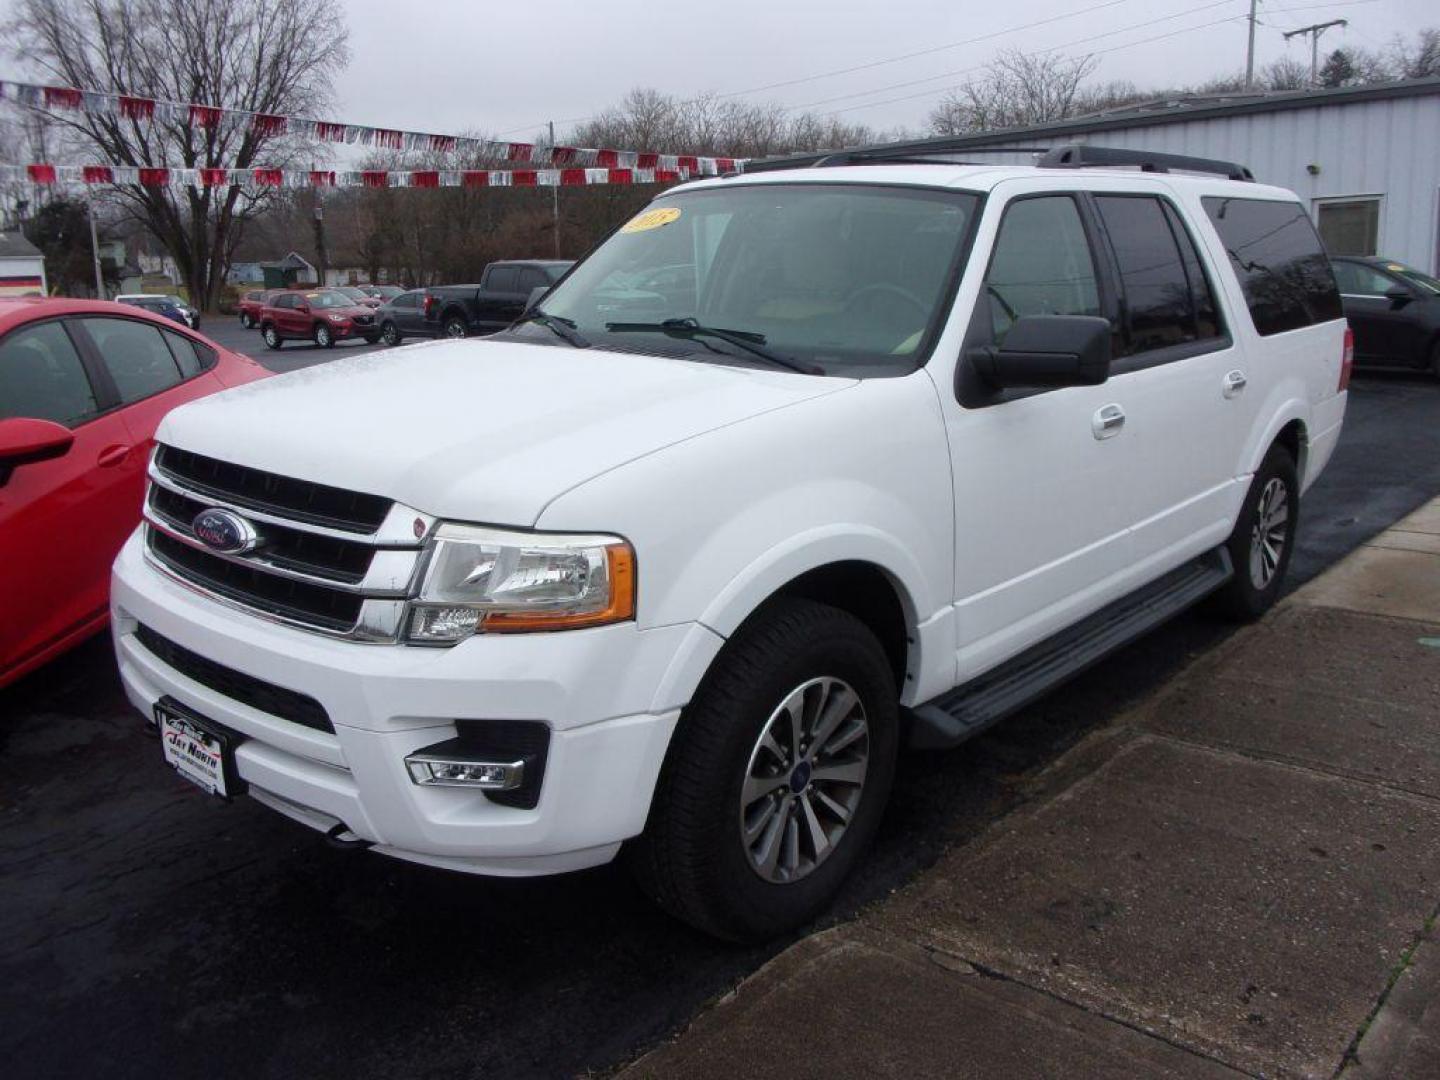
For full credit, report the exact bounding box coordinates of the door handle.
[1092,404,1125,440]
[1223,370,1248,398]
[97,444,131,468]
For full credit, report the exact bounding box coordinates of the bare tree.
[6,0,349,310]
[929,50,1099,135]
[1390,28,1440,79]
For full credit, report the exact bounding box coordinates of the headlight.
[328,314,346,322]
[407,524,635,643]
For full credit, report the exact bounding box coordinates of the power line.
[812,13,1248,118]
[496,0,1141,135]
[781,0,1238,113]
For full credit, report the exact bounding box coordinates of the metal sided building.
[889,77,1440,274]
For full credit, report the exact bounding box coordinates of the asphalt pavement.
[2,369,1438,1080]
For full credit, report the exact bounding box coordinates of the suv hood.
[158,338,854,525]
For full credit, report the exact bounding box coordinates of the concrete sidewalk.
[624,501,1440,1079]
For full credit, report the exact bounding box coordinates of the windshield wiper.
[604,317,815,374]
[517,310,591,349]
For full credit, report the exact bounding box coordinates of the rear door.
[0,317,136,675]
[1089,191,1243,569]
[392,291,424,334]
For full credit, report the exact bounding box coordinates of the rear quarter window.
[1202,196,1342,336]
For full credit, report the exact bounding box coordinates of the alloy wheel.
[738,676,869,884]
[1248,476,1289,589]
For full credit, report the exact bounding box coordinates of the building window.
[1315,197,1380,257]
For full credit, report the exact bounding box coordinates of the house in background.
[0,232,46,296]
[226,251,319,289]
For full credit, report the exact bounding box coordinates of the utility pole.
[549,119,560,259]
[87,198,104,299]
[1284,19,1348,85]
[1245,0,1259,89]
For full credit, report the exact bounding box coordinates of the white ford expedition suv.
[112,144,1350,941]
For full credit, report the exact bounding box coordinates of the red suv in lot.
[258,289,381,349]
[0,298,269,688]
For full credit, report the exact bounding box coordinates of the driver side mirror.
[1384,285,1413,308]
[970,315,1113,389]
[0,417,75,487]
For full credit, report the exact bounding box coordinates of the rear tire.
[240,312,253,329]
[443,315,468,339]
[628,598,898,943]
[261,324,282,350]
[1211,442,1298,621]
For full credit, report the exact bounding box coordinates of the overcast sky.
[328,0,1433,141]
[1,0,1433,147]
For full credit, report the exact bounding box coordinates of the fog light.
[405,754,525,789]
[408,604,482,642]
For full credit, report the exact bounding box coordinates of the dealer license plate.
[157,701,236,798]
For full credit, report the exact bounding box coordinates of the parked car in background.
[360,284,404,302]
[333,286,383,310]
[238,289,275,328]
[258,289,381,349]
[376,288,435,346]
[1331,256,1440,377]
[0,297,267,688]
[117,294,200,330]
[423,260,573,337]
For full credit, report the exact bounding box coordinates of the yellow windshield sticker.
[621,207,682,234]
[1386,263,1405,273]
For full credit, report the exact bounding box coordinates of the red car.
[258,289,381,349]
[0,298,269,688]
[237,288,276,329]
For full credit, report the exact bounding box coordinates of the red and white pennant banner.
[0,80,743,176]
[2,162,704,189]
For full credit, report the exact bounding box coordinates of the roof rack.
[1036,145,1253,180]
[742,143,1049,174]
[740,140,1253,181]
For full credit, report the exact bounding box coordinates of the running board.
[909,547,1233,750]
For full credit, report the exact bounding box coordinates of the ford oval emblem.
[191,508,258,555]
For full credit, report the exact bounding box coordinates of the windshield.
[532,183,979,375]
[1382,261,1440,295]
[305,291,353,309]
[338,287,370,300]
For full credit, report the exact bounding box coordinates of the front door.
[941,189,1138,682]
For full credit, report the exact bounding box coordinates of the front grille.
[148,445,427,639]
[155,445,392,534]
[148,531,364,632]
[135,624,333,734]
[352,314,374,326]
[149,484,373,584]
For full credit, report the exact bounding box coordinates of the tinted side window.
[162,329,215,376]
[1096,196,1194,356]
[1202,197,1343,335]
[1163,202,1221,340]
[79,317,183,403]
[274,294,295,309]
[393,293,418,309]
[0,321,99,425]
[518,268,550,291]
[985,196,1101,343]
[487,267,519,292]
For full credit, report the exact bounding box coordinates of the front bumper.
[111,531,706,876]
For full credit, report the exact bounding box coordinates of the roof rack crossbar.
[743,143,1049,173]
[1036,144,1253,181]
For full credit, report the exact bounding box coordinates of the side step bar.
[909,547,1233,750]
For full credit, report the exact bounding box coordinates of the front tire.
[629,598,898,942]
[261,324,282,350]
[315,323,334,348]
[1212,442,1299,621]
[381,321,401,347]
